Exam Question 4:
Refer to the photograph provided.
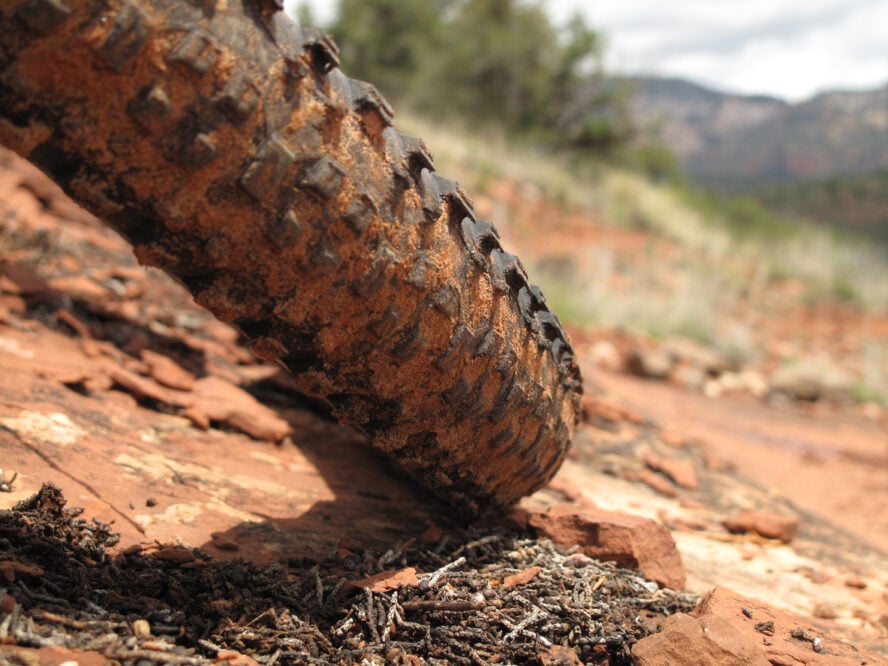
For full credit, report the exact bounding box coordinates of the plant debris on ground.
[0,485,696,665]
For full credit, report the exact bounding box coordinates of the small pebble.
[844,576,867,589]
[133,619,152,638]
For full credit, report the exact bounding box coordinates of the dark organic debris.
[755,620,775,636]
[0,485,697,664]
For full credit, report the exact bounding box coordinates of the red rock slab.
[632,612,770,665]
[1,646,108,666]
[643,449,699,490]
[527,504,686,590]
[216,650,262,666]
[659,430,690,448]
[0,261,50,295]
[591,369,888,554]
[105,367,291,443]
[722,509,800,544]
[46,275,111,302]
[184,376,292,442]
[109,367,181,406]
[150,546,197,565]
[349,567,419,593]
[581,395,645,426]
[634,586,888,665]
[502,566,542,589]
[627,468,678,498]
[538,645,584,665]
[141,349,195,390]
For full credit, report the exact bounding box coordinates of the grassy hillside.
[749,170,888,243]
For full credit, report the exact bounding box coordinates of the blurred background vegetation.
[293,0,887,403]
[301,0,637,160]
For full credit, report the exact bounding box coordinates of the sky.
[287,0,888,102]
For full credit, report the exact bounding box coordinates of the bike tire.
[0,0,582,514]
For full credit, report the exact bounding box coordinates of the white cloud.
[284,0,337,26]
[551,0,888,100]
[290,0,888,101]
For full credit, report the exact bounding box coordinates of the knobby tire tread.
[0,0,582,514]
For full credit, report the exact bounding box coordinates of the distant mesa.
[624,75,888,187]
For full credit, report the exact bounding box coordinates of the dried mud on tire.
[0,485,695,665]
[0,1,582,513]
